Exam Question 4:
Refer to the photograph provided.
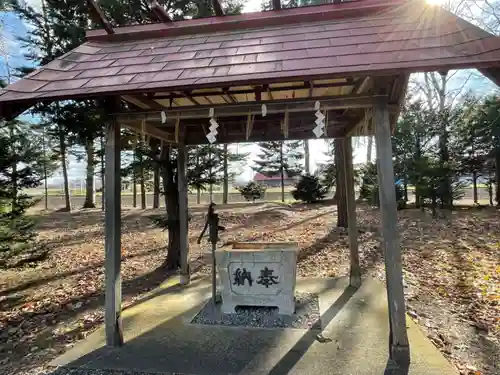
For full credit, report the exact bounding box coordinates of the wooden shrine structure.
[2,0,500,369]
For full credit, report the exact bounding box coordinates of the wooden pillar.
[104,100,123,347]
[342,137,361,288]
[373,80,410,367]
[177,143,190,285]
[335,138,348,228]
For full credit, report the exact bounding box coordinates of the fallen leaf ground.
[0,202,498,375]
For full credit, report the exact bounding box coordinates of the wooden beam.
[150,0,171,22]
[121,121,176,143]
[212,0,224,16]
[177,143,190,285]
[122,95,166,110]
[272,0,281,10]
[103,98,122,347]
[87,0,114,34]
[373,78,410,367]
[342,137,361,287]
[115,94,396,122]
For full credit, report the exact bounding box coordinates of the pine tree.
[292,174,327,203]
[0,118,44,266]
[465,95,500,206]
[253,141,303,202]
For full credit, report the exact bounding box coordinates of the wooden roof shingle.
[1,0,500,115]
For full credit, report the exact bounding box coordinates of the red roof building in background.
[253,172,297,187]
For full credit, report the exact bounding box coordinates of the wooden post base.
[391,343,410,369]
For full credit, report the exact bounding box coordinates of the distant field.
[27,186,295,196]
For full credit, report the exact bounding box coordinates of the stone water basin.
[215,242,299,315]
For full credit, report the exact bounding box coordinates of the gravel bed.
[190,293,321,329]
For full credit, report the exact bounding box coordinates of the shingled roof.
[1,0,500,118]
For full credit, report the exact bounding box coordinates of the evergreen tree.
[292,174,327,203]
[471,96,500,206]
[0,118,44,266]
[237,181,266,202]
[253,141,303,202]
[10,0,246,268]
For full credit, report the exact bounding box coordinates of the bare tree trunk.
[496,151,500,207]
[139,151,146,209]
[488,177,494,206]
[415,136,422,208]
[161,145,181,270]
[153,164,160,209]
[280,141,285,203]
[41,127,48,210]
[335,138,348,228]
[472,170,478,204]
[437,72,452,208]
[367,136,373,162]
[59,125,71,212]
[223,143,229,204]
[100,132,105,211]
[83,139,96,208]
[10,125,17,211]
[132,149,137,208]
[304,139,310,174]
[43,163,48,210]
[403,180,408,203]
[195,152,201,204]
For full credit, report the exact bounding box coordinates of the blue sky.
[0,2,498,184]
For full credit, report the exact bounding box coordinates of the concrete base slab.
[50,276,458,375]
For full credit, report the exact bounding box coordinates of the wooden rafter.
[212,0,224,16]
[182,91,201,106]
[223,89,237,103]
[121,121,176,143]
[272,0,282,10]
[122,95,165,110]
[153,81,353,101]
[150,0,171,22]
[87,0,114,34]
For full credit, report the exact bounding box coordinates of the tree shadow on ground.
[0,259,205,369]
[0,247,164,297]
[297,228,347,262]
[30,209,148,231]
[220,209,335,246]
[267,285,361,375]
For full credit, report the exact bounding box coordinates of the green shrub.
[291,174,328,203]
[237,181,266,202]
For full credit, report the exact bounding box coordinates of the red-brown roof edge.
[86,0,410,42]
